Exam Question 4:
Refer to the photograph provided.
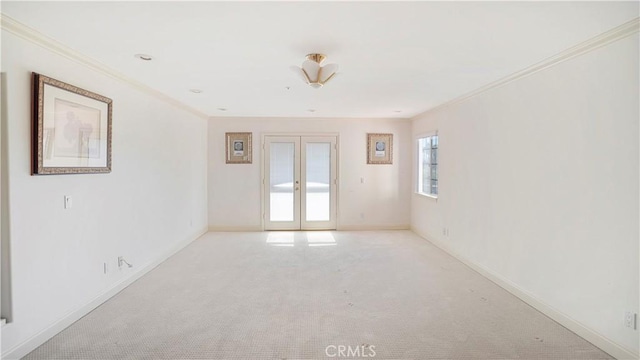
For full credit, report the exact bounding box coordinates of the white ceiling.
[2,1,638,118]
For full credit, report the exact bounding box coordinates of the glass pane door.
[301,136,337,230]
[269,142,295,221]
[264,137,300,230]
[264,135,336,231]
[305,143,330,221]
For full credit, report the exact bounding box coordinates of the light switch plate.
[64,195,72,209]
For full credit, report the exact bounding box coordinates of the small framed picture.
[226,132,252,164]
[367,133,393,164]
[32,73,113,175]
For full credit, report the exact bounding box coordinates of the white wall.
[0,30,208,358]
[412,33,639,356]
[208,117,411,230]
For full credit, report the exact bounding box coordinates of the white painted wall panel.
[1,30,208,357]
[412,33,639,355]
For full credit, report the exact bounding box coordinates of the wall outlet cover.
[624,311,637,330]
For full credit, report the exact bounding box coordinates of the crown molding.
[3,12,637,123]
[412,17,640,120]
[0,14,209,120]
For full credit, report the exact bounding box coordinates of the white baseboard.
[1,227,207,360]
[411,227,639,360]
[338,224,410,231]
[208,225,263,232]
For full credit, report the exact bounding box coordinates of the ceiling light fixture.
[190,89,203,94]
[291,54,338,89]
[217,108,227,111]
[134,54,153,61]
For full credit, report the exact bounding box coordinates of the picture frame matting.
[367,133,393,165]
[225,132,252,164]
[32,72,113,175]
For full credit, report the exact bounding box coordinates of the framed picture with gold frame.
[367,133,393,164]
[225,132,252,164]
[32,73,113,175]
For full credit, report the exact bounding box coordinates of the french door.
[264,136,337,230]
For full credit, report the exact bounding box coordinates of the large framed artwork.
[32,73,112,175]
[367,133,393,164]
[225,132,252,164]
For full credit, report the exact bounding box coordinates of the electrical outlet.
[624,312,637,329]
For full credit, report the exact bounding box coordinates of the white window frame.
[416,132,438,199]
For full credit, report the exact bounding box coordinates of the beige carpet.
[24,231,611,359]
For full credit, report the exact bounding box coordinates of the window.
[418,134,438,197]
